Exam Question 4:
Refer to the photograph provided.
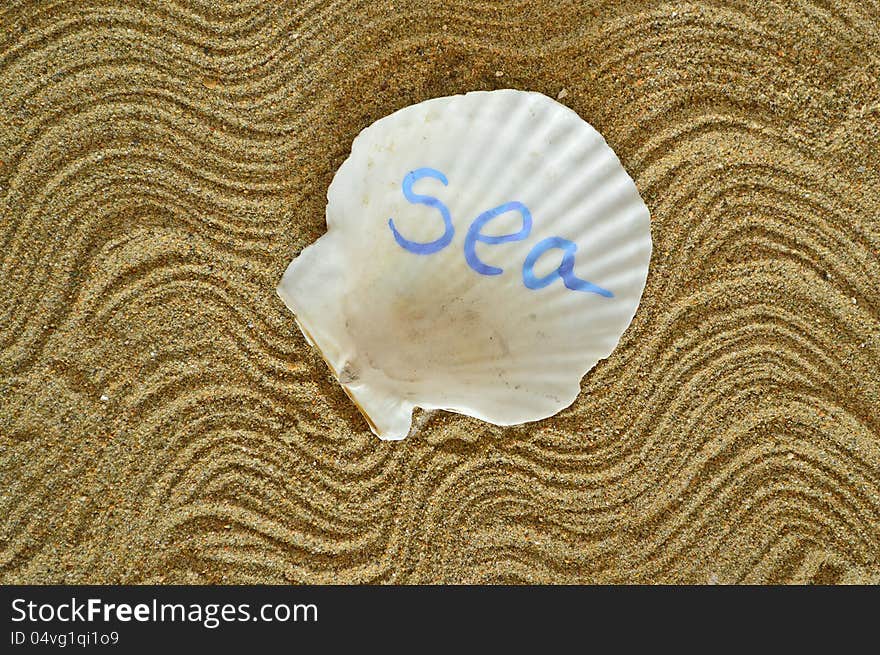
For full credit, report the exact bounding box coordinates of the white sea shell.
[278,89,651,440]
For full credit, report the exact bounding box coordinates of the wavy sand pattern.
[1,1,879,583]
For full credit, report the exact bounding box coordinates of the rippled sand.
[1,1,878,583]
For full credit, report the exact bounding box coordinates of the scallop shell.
[278,89,651,440]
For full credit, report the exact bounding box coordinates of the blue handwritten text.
[389,168,613,298]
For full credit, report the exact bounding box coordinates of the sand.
[1,1,878,584]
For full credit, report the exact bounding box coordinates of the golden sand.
[1,1,878,583]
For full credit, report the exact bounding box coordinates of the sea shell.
[278,89,652,440]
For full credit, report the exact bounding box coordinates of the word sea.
[387,167,613,297]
